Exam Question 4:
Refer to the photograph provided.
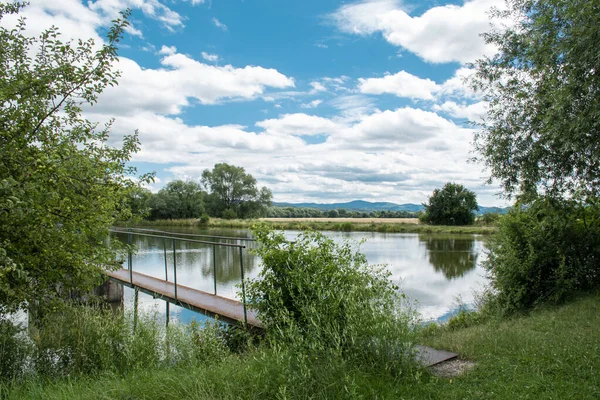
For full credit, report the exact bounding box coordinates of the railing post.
[172,239,178,302]
[133,286,139,332]
[127,229,133,286]
[165,302,170,328]
[163,238,168,281]
[239,247,247,326]
[213,244,217,295]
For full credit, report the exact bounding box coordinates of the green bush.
[245,225,416,372]
[477,212,502,226]
[221,209,237,220]
[0,318,30,382]
[484,198,600,313]
[199,213,210,224]
[0,303,232,381]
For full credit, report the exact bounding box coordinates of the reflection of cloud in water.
[120,229,489,321]
[122,287,214,325]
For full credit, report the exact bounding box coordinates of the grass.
[5,293,599,399]
[125,217,496,235]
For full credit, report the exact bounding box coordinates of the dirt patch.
[259,218,420,224]
[429,358,476,378]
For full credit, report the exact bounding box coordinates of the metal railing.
[109,228,249,325]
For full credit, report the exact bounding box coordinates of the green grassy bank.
[127,217,496,235]
[5,293,598,399]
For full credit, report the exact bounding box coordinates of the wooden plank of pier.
[106,269,261,328]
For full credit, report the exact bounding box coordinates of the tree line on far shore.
[130,175,485,225]
[129,163,273,221]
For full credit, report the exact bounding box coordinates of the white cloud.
[356,67,482,105]
[330,0,504,64]
[301,100,323,108]
[359,70,440,99]
[159,45,177,55]
[212,17,228,31]
[310,81,327,92]
[256,113,342,137]
[93,51,295,115]
[433,101,487,122]
[201,52,220,62]
[339,107,462,147]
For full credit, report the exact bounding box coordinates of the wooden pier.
[107,228,457,368]
[106,269,261,328]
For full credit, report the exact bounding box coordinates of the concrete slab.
[414,345,458,367]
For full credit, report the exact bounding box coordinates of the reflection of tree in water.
[420,236,478,280]
[114,232,257,285]
[159,239,258,285]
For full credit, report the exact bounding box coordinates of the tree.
[472,1,600,311]
[201,163,272,219]
[472,0,600,201]
[420,183,478,225]
[0,5,147,312]
[148,180,205,220]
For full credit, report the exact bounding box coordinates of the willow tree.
[472,0,600,311]
[0,4,148,312]
[472,0,600,201]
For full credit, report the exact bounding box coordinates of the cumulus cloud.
[359,71,440,99]
[256,113,342,137]
[433,101,487,122]
[357,67,481,102]
[159,45,177,55]
[330,0,504,64]
[93,51,295,115]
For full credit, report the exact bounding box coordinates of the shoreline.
[124,217,497,235]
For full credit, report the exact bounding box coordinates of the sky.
[10,0,510,206]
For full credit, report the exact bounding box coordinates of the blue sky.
[14,0,508,206]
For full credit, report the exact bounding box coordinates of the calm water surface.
[117,227,489,323]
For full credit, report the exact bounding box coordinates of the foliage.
[483,198,600,313]
[202,163,272,219]
[126,186,153,221]
[477,212,502,226]
[420,183,478,225]
[0,318,30,382]
[7,293,600,399]
[221,208,237,220]
[147,180,205,220]
[266,206,417,219]
[245,225,416,372]
[0,4,149,312]
[472,0,600,201]
[0,303,230,382]
[199,213,210,224]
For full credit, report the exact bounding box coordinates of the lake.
[115,227,489,324]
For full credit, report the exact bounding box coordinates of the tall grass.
[0,303,232,384]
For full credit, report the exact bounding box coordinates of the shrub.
[0,318,30,382]
[484,198,600,313]
[477,212,502,226]
[245,225,416,372]
[199,213,210,224]
[221,209,237,220]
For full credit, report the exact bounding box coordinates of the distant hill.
[273,200,507,215]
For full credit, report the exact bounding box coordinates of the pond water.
[115,227,489,324]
